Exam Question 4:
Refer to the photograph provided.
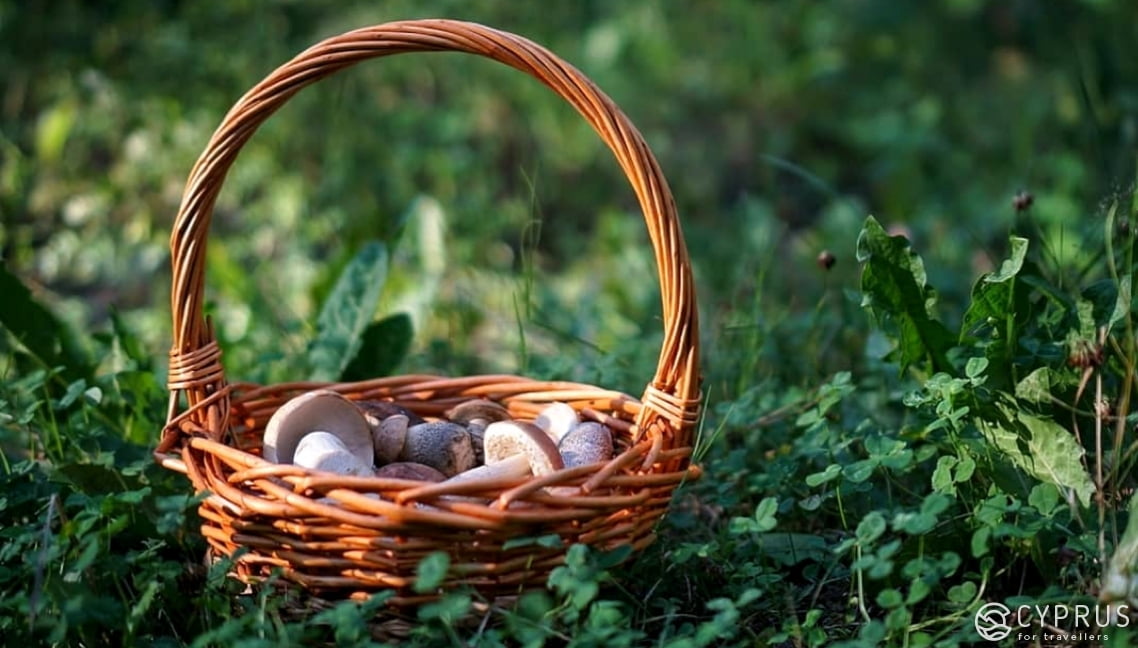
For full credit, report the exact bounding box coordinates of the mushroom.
[373,414,409,465]
[357,400,426,427]
[293,432,375,477]
[262,390,374,468]
[558,422,614,468]
[444,420,564,484]
[534,402,579,442]
[445,399,511,464]
[373,461,447,482]
[399,421,476,477]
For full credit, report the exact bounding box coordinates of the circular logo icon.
[974,602,1013,641]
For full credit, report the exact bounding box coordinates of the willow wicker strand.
[156,19,701,605]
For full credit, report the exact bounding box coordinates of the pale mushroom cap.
[533,402,579,442]
[263,390,373,466]
[558,422,614,468]
[400,421,476,477]
[483,420,564,475]
[294,432,375,477]
[373,414,409,465]
[373,461,447,482]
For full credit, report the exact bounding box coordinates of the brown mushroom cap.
[558,422,614,468]
[263,390,373,466]
[445,399,511,425]
[357,400,426,427]
[483,420,564,475]
[373,462,447,482]
[399,421,476,477]
[373,414,409,465]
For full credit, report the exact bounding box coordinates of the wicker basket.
[154,19,701,608]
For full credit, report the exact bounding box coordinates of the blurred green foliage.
[3,0,1135,389]
[2,2,1138,645]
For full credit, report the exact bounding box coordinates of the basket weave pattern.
[155,19,701,604]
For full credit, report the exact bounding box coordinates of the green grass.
[3,1,1138,646]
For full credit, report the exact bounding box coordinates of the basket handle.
[166,19,700,447]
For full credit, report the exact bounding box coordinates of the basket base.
[209,548,523,641]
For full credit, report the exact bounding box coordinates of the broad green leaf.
[341,312,413,382]
[964,356,989,380]
[977,404,1095,508]
[955,456,975,482]
[307,242,389,382]
[417,593,471,622]
[1028,483,1060,516]
[1083,277,1131,331]
[931,456,957,494]
[843,459,876,483]
[753,496,778,532]
[885,607,911,631]
[856,512,887,544]
[893,509,937,536]
[959,237,1028,387]
[502,534,563,551]
[907,578,932,605]
[413,551,450,593]
[971,526,991,558]
[947,581,977,605]
[859,621,887,644]
[58,379,88,408]
[856,217,954,374]
[805,464,841,487]
[876,588,904,609]
[0,261,92,381]
[1015,367,1055,403]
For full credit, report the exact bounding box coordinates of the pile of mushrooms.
[262,390,614,493]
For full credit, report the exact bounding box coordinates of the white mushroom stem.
[294,432,375,477]
[443,453,532,483]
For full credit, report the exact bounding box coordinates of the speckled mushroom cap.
[262,389,373,466]
[558,422,614,468]
[400,421,476,477]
